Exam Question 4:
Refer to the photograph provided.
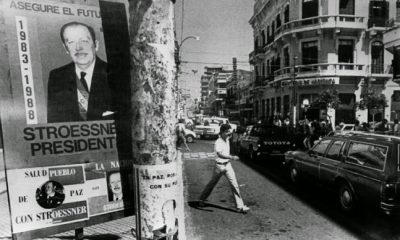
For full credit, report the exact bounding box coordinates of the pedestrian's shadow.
[188,201,238,213]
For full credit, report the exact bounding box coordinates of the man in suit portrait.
[47,21,113,123]
[36,181,65,209]
[108,171,123,201]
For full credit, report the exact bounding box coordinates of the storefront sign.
[281,77,339,87]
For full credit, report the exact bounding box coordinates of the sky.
[174,0,254,100]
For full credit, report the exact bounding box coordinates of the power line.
[182,50,250,57]
[181,60,250,66]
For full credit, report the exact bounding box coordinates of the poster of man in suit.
[0,0,133,238]
[47,21,114,123]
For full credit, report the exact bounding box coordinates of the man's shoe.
[237,205,250,213]
[198,200,206,207]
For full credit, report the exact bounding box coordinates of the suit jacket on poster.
[47,57,113,123]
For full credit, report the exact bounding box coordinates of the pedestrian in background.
[198,124,250,213]
[394,119,400,136]
[176,119,190,151]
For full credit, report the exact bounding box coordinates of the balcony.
[274,15,365,42]
[249,46,265,64]
[383,26,400,51]
[368,64,392,78]
[368,17,388,29]
[273,63,367,82]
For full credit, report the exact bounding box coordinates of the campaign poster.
[135,163,180,240]
[85,159,133,216]
[0,0,133,238]
[7,165,88,233]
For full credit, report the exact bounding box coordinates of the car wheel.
[289,164,299,184]
[186,135,194,143]
[338,183,356,212]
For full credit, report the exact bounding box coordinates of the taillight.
[383,183,396,201]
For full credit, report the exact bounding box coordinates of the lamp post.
[176,35,199,118]
[291,56,298,125]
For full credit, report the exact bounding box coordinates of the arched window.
[371,41,384,74]
[284,5,290,23]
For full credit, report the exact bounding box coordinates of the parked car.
[193,124,220,139]
[285,131,400,214]
[239,124,295,160]
[335,124,355,133]
[203,117,237,132]
[184,128,197,143]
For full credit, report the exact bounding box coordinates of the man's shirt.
[75,59,96,91]
[215,137,230,164]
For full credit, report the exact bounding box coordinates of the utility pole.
[129,1,184,239]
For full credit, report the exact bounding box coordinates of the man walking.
[198,124,250,213]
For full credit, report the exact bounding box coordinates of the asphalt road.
[184,138,400,240]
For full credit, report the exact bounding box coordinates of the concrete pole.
[129,1,184,239]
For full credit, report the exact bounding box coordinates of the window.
[371,41,384,74]
[284,5,290,23]
[261,62,265,77]
[276,97,281,115]
[338,39,354,63]
[368,1,389,28]
[392,91,400,102]
[271,98,275,115]
[347,142,387,170]
[254,101,259,117]
[262,99,266,117]
[302,0,319,19]
[397,0,400,20]
[266,99,270,117]
[271,21,275,39]
[302,40,318,65]
[276,14,281,28]
[284,47,290,67]
[326,141,345,161]
[267,26,271,44]
[261,30,266,46]
[276,54,281,71]
[339,0,355,15]
[283,95,290,117]
[312,139,331,156]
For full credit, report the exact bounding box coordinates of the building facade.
[226,69,253,123]
[250,0,400,125]
[208,71,231,116]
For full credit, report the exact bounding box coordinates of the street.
[2,139,400,239]
[184,138,400,240]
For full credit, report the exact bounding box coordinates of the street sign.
[0,0,133,239]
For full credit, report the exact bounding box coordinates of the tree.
[356,89,387,122]
[311,88,341,109]
[356,89,387,111]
